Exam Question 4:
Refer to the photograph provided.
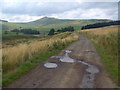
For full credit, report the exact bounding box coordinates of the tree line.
[81,20,120,30]
[6,26,74,35]
[48,26,74,35]
[11,29,40,34]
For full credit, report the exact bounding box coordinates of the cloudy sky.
[0,0,119,22]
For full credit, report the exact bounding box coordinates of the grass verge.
[3,36,78,87]
[82,32,118,84]
[93,41,118,83]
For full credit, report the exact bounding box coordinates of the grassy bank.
[79,25,118,84]
[3,32,79,86]
[89,33,118,83]
[3,49,66,86]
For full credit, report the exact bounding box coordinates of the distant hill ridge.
[28,16,75,25]
[28,16,111,26]
[1,17,112,31]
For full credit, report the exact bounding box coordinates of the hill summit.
[28,16,70,25]
[40,16,57,20]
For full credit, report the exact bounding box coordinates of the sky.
[0,0,119,22]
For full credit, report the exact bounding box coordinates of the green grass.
[93,41,118,83]
[74,26,82,30]
[3,38,77,87]
[83,32,118,84]
[3,49,60,86]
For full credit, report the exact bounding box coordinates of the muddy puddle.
[44,62,58,68]
[60,50,75,63]
[44,50,100,88]
[79,64,99,88]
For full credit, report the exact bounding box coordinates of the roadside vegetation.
[79,25,118,84]
[2,32,79,86]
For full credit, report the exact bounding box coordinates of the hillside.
[0,19,8,22]
[1,17,111,32]
[28,17,111,25]
[28,17,73,25]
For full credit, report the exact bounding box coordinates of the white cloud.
[50,8,118,20]
[2,0,119,3]
[80,8,112,19]
[0,1,118,22]
[0,13,42,22]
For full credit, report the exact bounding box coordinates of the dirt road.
[6,35,116,88]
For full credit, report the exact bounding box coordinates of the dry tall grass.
[3,32,79,72]
[80,25,118,35]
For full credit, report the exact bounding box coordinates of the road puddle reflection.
[44,50,100,88]
[44,62,58,68]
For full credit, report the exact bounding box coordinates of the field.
[2,34,48,48]
[2,32,79,86]
[78,25,119,84]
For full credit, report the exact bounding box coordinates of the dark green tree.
[81,20,120,30]
[16,32,19,35]
[48,28,55,35]
[4,31,8,34]
[57,29,61,33]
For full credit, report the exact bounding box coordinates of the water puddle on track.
[44,62,58,68]
[79,64,99,88]
[60,50,75,63]
[44,50,100,88]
